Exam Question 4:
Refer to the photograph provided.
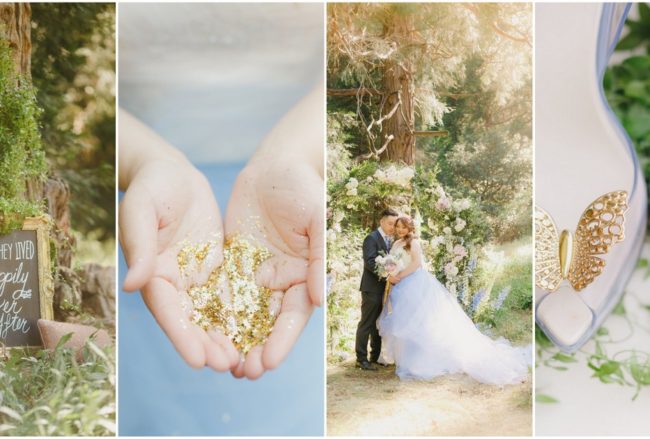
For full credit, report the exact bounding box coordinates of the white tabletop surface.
[536,241,650,436]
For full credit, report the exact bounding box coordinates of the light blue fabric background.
[118,163,324,436]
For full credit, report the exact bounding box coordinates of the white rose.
[345,177,358,189]
[346,188,358,196]
[330,260,346,275]
[443,226,452,235]
[454,218,466,232]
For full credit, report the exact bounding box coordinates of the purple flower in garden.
[470,288,486,314]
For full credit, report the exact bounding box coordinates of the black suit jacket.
[360,229,389,294]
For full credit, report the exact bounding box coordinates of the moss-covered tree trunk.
[1,3,77,318]
[379,13,415,165]
[0,3,31,77]
[0,3,41,204]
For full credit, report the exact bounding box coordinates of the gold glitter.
[177,234,275,354]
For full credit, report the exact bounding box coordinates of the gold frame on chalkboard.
[22,216,54,322]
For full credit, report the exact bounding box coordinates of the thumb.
[119,183,158,291]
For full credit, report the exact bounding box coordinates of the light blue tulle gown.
[377,242,530,385]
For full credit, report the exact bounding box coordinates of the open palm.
[224,158,324,379]
[120,159,239,371]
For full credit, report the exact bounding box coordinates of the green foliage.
[0,341,115,436]
[0,40,47,234]
[604,3,650,227]
[473,242,533,344]
[536,291,650,401]
[329,4,532,242]
[31,4,115,240]
[327,4,532,360]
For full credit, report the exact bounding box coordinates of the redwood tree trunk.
[0,3,31,77]
[379,13,415,165]
[0,3,37,202]
[1,3,79,318]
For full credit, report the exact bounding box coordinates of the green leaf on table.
[552,352,577,363]
[596,327,609,337]
[536,394,559,404]
[612,299,626,316]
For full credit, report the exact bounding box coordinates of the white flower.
[443,226,452,235]
[436,197,450,211]
[333,222,342,233]
[330,260,347,275]
[345,177,358,189]
[427,218,437,231]
[366,176,373,183]
[446,242,454,252]
[430,236,444,248]
[346,187,358,196]
[454,218,466,232]
[453,198,472,212]
[453,244,468,258]
[327,229,337,241]
[436,186,446,198]
[444,262,459,277]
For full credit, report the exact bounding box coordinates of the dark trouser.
[355,290,383,363]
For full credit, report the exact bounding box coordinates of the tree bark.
[1,4,79,320]
[379,13,415,165]
[0,3,31,77]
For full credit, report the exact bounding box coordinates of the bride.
[377,215,529,385]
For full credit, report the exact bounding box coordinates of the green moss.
[0,39,47,235]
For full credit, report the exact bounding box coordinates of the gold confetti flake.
[177,234,275,354]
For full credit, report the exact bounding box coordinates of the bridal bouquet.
[375,252,405,314]
[375,253,405,279]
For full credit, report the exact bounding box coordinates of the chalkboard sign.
[0,216,53,347]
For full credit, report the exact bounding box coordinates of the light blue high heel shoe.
[535,3,647,352]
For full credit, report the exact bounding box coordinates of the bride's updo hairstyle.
[396,215,417,251]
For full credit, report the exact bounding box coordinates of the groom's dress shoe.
[356,360,378,371]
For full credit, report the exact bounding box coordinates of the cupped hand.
[119,159,240,371]
[224,157,324,380]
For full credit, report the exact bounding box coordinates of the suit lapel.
[375,229,388,253]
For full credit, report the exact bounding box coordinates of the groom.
[355,208,400,371]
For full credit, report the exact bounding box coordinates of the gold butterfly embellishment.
[535,191,628,292]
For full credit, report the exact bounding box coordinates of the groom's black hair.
[381,208,399,219]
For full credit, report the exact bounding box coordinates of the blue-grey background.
[118,164,324,436]
[118,3,325,435]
